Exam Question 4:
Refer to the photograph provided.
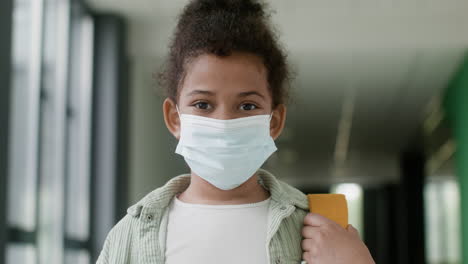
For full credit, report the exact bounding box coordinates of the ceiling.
[86,0,468,186]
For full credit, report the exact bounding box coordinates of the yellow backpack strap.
[307,194,348,229]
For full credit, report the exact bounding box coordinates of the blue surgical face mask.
[174,106,277,190]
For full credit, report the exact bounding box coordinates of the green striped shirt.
[96,169,309,264]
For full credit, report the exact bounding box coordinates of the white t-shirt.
[165,195,271,264]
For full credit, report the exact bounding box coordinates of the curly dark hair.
[158,0,292,108]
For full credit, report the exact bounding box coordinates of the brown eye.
[240,103,258,111]
[193,102,211,110]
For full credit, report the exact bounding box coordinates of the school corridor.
[1,0,468,264]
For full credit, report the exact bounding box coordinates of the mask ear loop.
[175,104,181,117]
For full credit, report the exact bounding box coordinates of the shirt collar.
[127,168,309,217]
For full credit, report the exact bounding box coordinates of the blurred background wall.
[1,0,468,264]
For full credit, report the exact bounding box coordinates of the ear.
[270,104,286,140]
[163,98,180,139]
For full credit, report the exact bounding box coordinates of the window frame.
[0,0,14,262]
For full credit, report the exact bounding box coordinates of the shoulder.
[258,168,309,211]
[104,197,165,246]
[96,214,140,264]
[97,201,170,263]
[101,201,147,242]
[278,179,309,222]
[105,213,140,242]
[278,179,309,211]
[96,191,171,263]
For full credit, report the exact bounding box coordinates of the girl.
[97,0,375,263]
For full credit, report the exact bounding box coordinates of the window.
[7,0,42,263]
[8,0,41,235]
[424,176,461,264]
[7,0,94,263]
[6,244,36,264]
[330,183,364,237]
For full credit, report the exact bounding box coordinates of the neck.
[177,171,271,205]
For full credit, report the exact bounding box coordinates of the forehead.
[180,52,270,98]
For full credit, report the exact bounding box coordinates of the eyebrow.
[186,89,266,99]
[187,90,215,96]
[238,91,266,99]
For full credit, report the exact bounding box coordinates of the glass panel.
[330,183,364,237]
[424,177,461,264]
[443,180,461,264]
[65,7,94,240]
[6,243,36,264]
[37,0,70,263]
[424,182,442,263]
[7,0,42,231]
[65,249,90,264]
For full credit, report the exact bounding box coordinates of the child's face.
[163,51,286,140]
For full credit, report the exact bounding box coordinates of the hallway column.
[90,14,129,262]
